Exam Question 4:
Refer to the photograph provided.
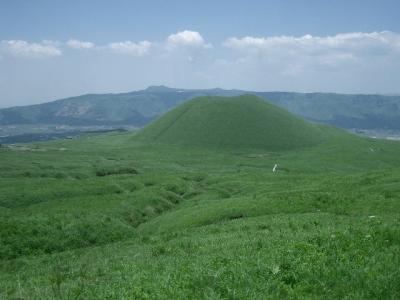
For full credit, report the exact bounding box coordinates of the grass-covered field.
[1,96,400,299]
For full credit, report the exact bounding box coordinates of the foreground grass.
[1,211,399,299]
[0,131,400,299]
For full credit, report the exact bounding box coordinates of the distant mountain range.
[1,85,400,131]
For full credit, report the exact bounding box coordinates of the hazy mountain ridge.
[1,86,400,130]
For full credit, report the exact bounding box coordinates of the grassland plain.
[1,96,400,299]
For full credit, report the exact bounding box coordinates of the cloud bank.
[108,40,152,56]
[1,30,400,107]
[223,31,400,73]
[166,30,210,48]
[2,31,399,61]
[67,39,95,49]
[224,31,400,52]
[0,40,62,57]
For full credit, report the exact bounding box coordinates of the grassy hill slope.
[136,95,328,151]
[0,125,400,298]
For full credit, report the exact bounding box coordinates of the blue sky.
[1,0,400,107]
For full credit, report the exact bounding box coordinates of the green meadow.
[1,96,400,299]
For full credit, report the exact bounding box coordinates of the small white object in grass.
[369,215,376,219]
[272,265,280,275]
[272,164,278,172]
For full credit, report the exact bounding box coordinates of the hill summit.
[136,95,326,151]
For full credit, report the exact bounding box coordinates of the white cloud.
[223,31,400,75]
[224,31,400,57]
[108,40,152,56]
[67,39,95,49]
[1,31,400,98]
[167,30,211,48]
[212,31,400,93]
[0,40,62,57]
